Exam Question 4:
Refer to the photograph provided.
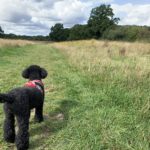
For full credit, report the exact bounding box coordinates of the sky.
[0,0,150,36]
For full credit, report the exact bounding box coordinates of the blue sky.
[0,0,150,35]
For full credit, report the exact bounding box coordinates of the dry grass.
[51,39,150,78]
[0,39,35,47]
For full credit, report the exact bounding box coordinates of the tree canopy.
[0,26,4,38]
[88,4,120,38]
[69,24,91,40]
[0,26,4,34]
[49,23,69,41]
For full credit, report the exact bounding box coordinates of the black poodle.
[0,65,48,150]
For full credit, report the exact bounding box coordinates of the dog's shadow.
[29,99,78,149]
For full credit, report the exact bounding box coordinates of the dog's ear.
[22,68,29,79]
[40,68,47,79]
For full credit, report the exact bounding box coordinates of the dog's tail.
[0,93,14,103]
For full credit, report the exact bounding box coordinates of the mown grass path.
[0,44,149,150]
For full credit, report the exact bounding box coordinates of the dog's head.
[22,65,48,80]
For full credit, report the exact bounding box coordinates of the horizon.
[0,0,150,36]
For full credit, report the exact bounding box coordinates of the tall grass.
[0,39,35,47]
[52,40,150,77]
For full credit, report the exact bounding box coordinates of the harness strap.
[24,80,44,93]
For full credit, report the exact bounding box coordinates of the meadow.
[0,39,149,150]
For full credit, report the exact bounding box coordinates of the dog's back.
[0,87,44,114]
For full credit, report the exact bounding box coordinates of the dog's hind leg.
[15,115,30,150]
[34,104,44,123]
[3,104,15,143]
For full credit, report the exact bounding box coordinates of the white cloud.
[0,1,150,35]
[112,3,150,26]
[0,0,96,35]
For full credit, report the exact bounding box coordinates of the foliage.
[69,24,91,40]
[103,25,150,42]
[49,23,70,41]
[0,26,4,38]
[0,26,4,33]
[87,4,120,38]
[2,34,50,41]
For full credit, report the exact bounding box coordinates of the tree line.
[0,27,49,41]
[49,4,150,42]
[49,4,119,41]
[1,4,150,42]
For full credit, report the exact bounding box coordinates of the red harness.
[24,80,44,93]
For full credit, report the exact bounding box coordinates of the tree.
[69,24,91,40]
[88,4,120,38]
[0,26,4,37]
[49,23,69,41]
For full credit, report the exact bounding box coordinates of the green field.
[0,40,149,150]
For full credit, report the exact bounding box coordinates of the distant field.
[0,39,149,150]
[0,39,35,47]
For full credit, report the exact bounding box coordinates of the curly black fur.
[0,65,48,150]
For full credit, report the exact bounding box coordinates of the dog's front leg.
[15,115,29,150]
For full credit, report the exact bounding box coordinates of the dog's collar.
[24,80,44,93]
